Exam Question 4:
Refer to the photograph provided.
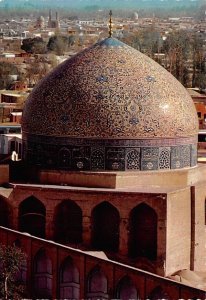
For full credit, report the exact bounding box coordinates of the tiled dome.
[22,37,198,139]
[21,37,198,171]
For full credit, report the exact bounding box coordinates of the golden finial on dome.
[109,10,113,37]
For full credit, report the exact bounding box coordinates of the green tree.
[0,244,26,300]
[162,30,190,85]
[121,28,163,58]
[47,34,75,55]
[139,28,162,58]
[194,73,206,92]
[190,35,205,88]
[21,37,47,54]
[25,57,51,86]
[0,62,19,89]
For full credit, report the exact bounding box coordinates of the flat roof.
[10,182,186,194]
[0,124,21,128]
[1,93,21,97]
[198,130,206,134]
[4,134,22,138]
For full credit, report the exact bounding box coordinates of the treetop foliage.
[0,62,20,89]
[21,37,47,54]
[0,243,26,300]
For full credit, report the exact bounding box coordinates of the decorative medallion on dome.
[22,36,198,171]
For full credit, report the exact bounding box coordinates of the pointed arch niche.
[128,203,157,260]
[148,286,170,300]
[86,267,109,300]
[54,200,82,244]
[19,196,46,238]
[33,248,52,299]
[116,275,139,300]
[91,201,120,252]
[0,196,9,227]
[13,239,27,285]
[59,256,80,299]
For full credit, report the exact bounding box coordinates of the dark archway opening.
[0,196,9,227]
[129,203,157,260]
[54,200,82,244]
[116,275,138,300]
[19,196,46,238]
[148,286,170,300]
[91,201,120,252]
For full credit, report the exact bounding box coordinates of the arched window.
[116,275,139,300]
[33,248,52,299]
[0,196,9,227]
[129,203,157,260]
[87,267,108,300]
[148,286,170,300]
[54,200,82,244]
[91,201,120,252]
[59,256,80,299]
[19,196,46,238]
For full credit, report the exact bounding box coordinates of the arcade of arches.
[0,188,164,274]
[0,228,202,300]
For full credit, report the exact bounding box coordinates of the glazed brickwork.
[23,135,197,171]
[22,38,198,139]
[21,37,198,170]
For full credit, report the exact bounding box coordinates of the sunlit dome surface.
[22,37,198,139]
[21,37,198,171]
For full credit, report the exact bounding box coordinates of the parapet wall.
[0,226,204,299]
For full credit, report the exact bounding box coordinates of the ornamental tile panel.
[23,137,197,171]
[159,147,170,169]
[141,147,159,171]
[181,145,191,168]
[125,148,140,170]
[171,146,183,169]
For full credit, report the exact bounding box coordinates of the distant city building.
[48,10,60,29]
[133,12,139,20]
[36,16,45,30]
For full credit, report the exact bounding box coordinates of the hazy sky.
[0,0,201,9]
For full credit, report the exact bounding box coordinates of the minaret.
[48,9,52,28]
[56,11,60,28]
[109,10,113,38]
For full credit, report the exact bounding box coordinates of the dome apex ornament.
[109,10,113,37]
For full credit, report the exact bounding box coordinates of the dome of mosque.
[22,37,198,139]
[21,37,198,171]
[38,16,45,22]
